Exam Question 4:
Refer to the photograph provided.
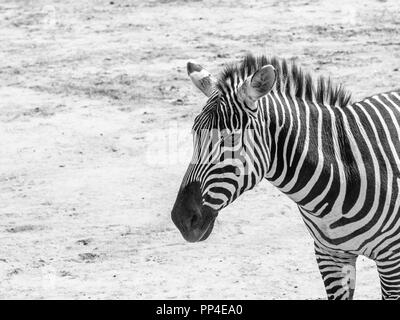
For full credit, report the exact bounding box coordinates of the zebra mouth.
[178,216,216,243]
[180,210,217,243]
[170,181,219,243]
[176,206,218,243]
[199,218,216,241]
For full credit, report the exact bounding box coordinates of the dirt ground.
[0,0,399,299]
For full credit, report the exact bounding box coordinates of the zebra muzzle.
[171,182,218,242]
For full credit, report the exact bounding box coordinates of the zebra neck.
[261,92,358,216]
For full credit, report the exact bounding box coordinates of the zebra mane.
[216,54,352,108]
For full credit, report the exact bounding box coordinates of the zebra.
[170,53,400,300]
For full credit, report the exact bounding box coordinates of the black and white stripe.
[179,54,400,299]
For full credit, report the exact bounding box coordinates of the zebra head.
[171,59,277,242]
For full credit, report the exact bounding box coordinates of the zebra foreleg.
[376,253,400,300]
[314,243,358,300]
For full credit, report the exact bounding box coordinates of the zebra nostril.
[190,215,197,228]
[186,210,201,230]
[235,167,241,176]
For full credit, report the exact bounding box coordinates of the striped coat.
[171,54,400,299]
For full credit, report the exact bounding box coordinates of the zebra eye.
[234,167,241,176]
[220,130,231,141]
[222,132,240,147]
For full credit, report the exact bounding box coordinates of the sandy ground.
[0,0,399,299]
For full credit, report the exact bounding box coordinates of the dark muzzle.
[171,182,218,242]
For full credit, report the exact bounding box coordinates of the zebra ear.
[238,65,276,110]
[187,61,217,97]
